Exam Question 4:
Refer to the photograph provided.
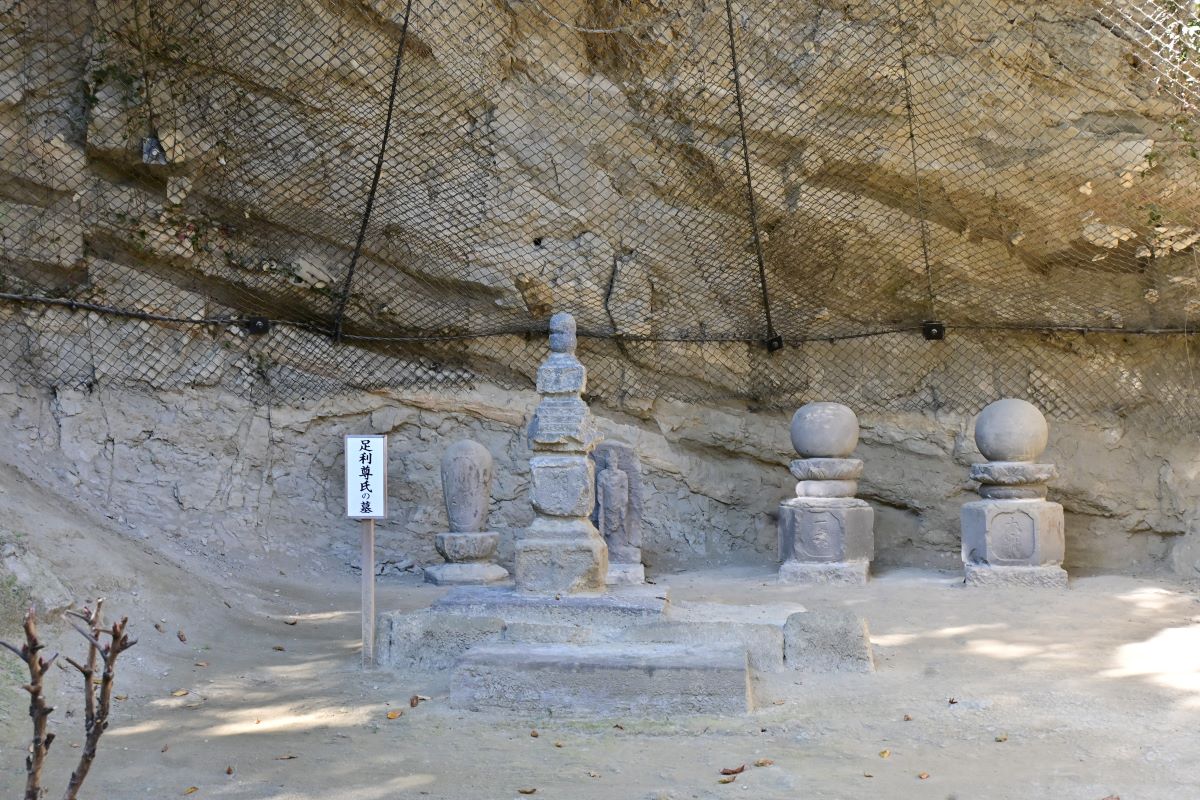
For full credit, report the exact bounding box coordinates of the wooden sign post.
[346,434,387,669]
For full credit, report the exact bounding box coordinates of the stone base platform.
[964,563,1068,588]
[377,579,875,716]
[451,642,752,716]
[423,562,509,586]
[779,559,869,585]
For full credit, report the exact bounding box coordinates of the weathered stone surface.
[424,560,510,586]
[376,609,505,671]
[435,531,501,563]
[623,620,785,672]
[974,399,1050,462]
[794,479,859,498]
[434,585,668,628]
[441,440,494,533]
[789,458,864,482]
[961,499,1066,567]
[790,403,860,458]
[779,498,874,564]
[529,455,594,517]
[783,609,874,673]
[606,561,645,585]
[778,560,870,585]
[970,462,1058,486]
[592,440,644,570]
[963,563,1069,588]
[450,642,753,716]
[513,534,608,594]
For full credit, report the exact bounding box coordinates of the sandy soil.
[2,463,1199,800]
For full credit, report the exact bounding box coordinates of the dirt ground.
[2,463,1199,800]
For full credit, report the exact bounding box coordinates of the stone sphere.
[790,402,859,458]
[974,398,1049,462]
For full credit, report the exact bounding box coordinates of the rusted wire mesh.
[3,0,1199,426]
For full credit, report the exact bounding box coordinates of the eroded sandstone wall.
[2,376,1196,579]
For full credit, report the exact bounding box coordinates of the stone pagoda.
[424,439,509,586]
[961,398,1067,587]
[514,312,609,593]
[778,402,874,584]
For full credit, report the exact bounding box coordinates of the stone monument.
[778,402,874,584]
[592,441,645,585]
[424,440,509,586]
[514,312,609,593]
[961,398,1066,587]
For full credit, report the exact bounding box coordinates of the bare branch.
[0,639,24,659]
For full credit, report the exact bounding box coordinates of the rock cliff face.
[3,0,1200,579]
[1,378,1197,579]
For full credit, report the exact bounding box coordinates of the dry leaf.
[70,743,80,748]
[183,788,198,795]
[275,755,298,760]
[114,694,128,701]
[948,698,958,705]
[753,759,774,767]
[284,619,298,626]
[517,789,536,795]
[154,623,165,633]
[387,710,402,720]
[223,600,232,608]
[225,766,233,776]
[918,772,930,780]
[1100,796,1121,800]
[554,741,564,748]
[587,771,600,778]
[720,765,745,776]
[717,776,736,784]
[161,745,169,753]
[272,645,285,652]
[612,723,624,730]
[863,772,874,778]
[903,714,913,721]
[171,689,189,697]
[194,661,208,668]
[177,630,187,643]
[530,729,539,738]
[995,733,1008,742]
[878,749,890,759]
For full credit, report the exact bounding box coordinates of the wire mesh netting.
[3,0,1200,425]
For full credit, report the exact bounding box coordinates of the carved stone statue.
[592,440,644,584]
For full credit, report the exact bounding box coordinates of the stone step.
[450,642,753,716]
[433,585,669,628]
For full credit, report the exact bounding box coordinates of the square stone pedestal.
[778,497,874,585]
[961,499,1066,587]
[514,518,608,594]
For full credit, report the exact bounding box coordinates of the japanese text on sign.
[345,435,387,519]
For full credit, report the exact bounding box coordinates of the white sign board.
[345,435,387,519]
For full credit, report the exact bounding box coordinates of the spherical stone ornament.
[974,398,1049,462]
[790,402,860,458]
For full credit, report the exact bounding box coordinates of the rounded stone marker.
[790,402,860,458]
[441,439,494,533]
[974,398,1049,462]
